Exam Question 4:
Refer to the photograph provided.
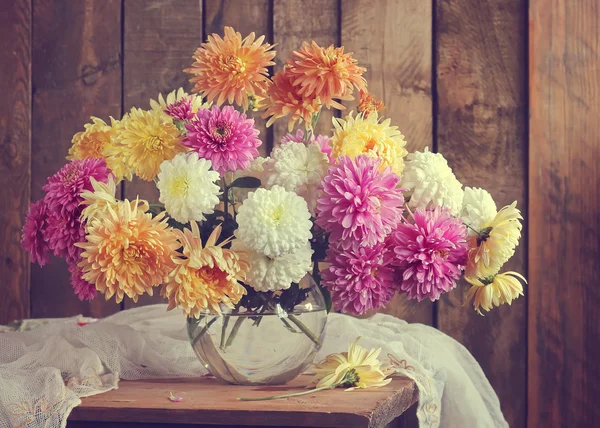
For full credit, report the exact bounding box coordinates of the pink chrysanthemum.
[69,263,97,301]
[316,155,404,249]
[184,105,262,174]
[390,208,469,302]
[322,242,397,316]
[21,200,50,266]
[164,98,195,121]
[46,214,86,264]
[279,130,332,161]
[43,158,111,218]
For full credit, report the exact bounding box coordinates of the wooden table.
[68,375,418,428]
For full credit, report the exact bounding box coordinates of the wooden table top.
[69,375,418,428]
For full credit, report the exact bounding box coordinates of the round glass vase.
[187,274,327,385]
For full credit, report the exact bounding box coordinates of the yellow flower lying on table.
[310,338,392,390]
[238,338,392,401]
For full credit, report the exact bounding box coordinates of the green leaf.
[229,176,261,189]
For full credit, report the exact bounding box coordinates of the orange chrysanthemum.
[262,70,322,131]
[285,41,367,109]
[77,199,179,304]
[185,26,276,110]
[162,222,248,317]
[68,117,132,181]
[357,90,384,116]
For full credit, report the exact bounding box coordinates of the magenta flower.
[46,215,86,264]
[280,130,332,161]
[69,263,97,301]
[389,208,469,302]
[316,155,404,249]
[21,200,50,266]
[164,98,195,121]
[184,105,262,174]
[39,158,109,264]
[322,242,397,316]
[43,158,111,218]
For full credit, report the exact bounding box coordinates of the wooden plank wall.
[0,0,31,323]
[529,0,600,426]
[0,1,598,426]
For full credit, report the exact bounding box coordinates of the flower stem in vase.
[287,314,321,347]
[192,316,219,347]
[224,316,245,350]
[219,316,230,350]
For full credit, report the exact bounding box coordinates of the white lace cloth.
[0,305,507,428]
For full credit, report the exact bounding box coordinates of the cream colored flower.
[149,87,210,114]
[401,149,464,215]
[311,338,392,390]
[231,240,312,292]
[265,141,329,215]
[235,186,312,258]
[466,271,527,315]
[80,176,118,227]
[465,201,523,278]
[460,187,497,235]
[156,152,221,224]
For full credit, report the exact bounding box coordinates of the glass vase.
[187,274,327,385]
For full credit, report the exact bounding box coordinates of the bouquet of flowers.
[21,27,526,325]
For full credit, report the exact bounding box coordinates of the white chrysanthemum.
[149,87,210,113]
[232,156,274,202]
[401,149,464,215]
[157,152,221,223]
[232,240,313,292]
[460,187,497,234]
[235,185,312,258]
[265,142,329,215]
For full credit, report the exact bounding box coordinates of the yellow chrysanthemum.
[311,338,392,390]
[77,199,178,304]
[466,271,527,315]
[110,107,185,181]
[68,117,132,181]
[465,201,523,278]
[330,112,408,176]
[185,26,276,110]
[162,222,248,318]
[149,87,210,115]
[68,117,117,160]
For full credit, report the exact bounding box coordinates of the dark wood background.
[0,1,598,427]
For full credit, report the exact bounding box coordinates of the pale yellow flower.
[79,176,118,227]
[162,222,248,318]
[311,338,392,390]
[108,108,185,181]
[149,87,210,115]
[77,199,178,304]
[330,112,408,176]
[466,271,527,315]
[465,201,523,278]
